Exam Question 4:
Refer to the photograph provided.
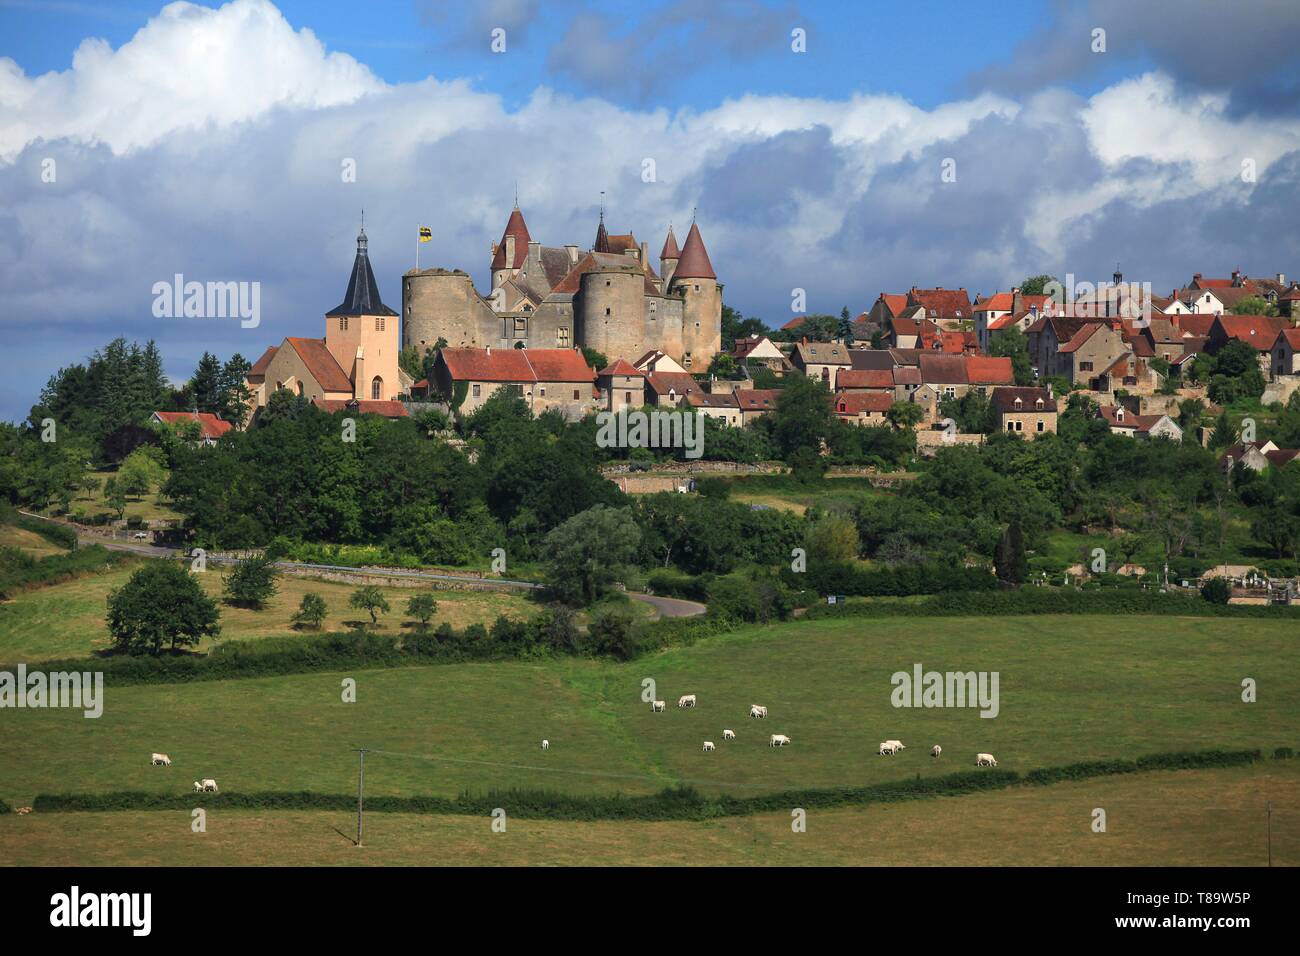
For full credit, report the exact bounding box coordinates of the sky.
[1,0,1299,421]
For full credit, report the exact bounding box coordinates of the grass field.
[0,563,539,662]
[56,471,183,524]
[0,524,66,559]
[2,764,1294,865]
[1,614,1295,808]
[723,475,895,516]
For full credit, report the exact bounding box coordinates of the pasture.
[1,614,1296,810]
[2,764,1295,866]
[0,563,538,662]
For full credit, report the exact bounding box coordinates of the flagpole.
[416,225,420,272]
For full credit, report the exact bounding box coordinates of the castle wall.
[577,267,646,362]
[676,277,722,370]
[403,271,498,349]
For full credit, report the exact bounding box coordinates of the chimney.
[565,244,578,264]
[486,345,491,356]
[1193,273,1202,282]
[504,234,516,268]
[1012,288,1024,315]
[1232,269,1241,286]
[640,241,649,266]
[1277,273,1286,286]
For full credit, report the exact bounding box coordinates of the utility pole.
[1266,800,1272,867]
[353,748,369,847]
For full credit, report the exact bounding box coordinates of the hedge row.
[786,561,998,598]
[0,544,121,599]
[0,797,10,814]
[802,588,1300,620]
[30,749,1263,821]
[13,513,79,551]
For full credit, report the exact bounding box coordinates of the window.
[573,389,580,400]
[1036,419,1045,432]
[472,384,481,397]
[514,316,527,334]
[605,308,611,316]
[558,327,570,347]
[625,391,632,404]
[1079,361,1094,372]
[540,387,546,397]
[375,317,385,332]
[339,317,349,331]
[371,376,383,400]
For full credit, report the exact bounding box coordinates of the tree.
[887,400,924,430]
[772,374,834,459]
[993,521,1027,585]
[118,446,167,499]
[104,477,127,520]
[106,561,220,654]
[837,306,854,343]
[543,505,641,605]
[1234,296,1278,317]
[584,605,640,659]
[1200,577,1231,605]
[349,585,390,625]
[988,327,1034,385]
[292,592,328,630]
[1020,275,1058,297]
[806,515,859,564]
[222,554,279,609]
[404,592,438,630]
[580,347,608,372]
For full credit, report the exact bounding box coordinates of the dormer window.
[1013,398,1023,409]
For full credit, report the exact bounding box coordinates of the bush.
[790,560,997,598]
[706,569,794,623]
[1274,747,1294,760]
[646,568,711,602]
[222,555,279,609]
[0,544,120,599]
[584,606,641,660]
[1200,577,1232,605]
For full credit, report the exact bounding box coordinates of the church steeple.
[593,195,611,253]
[327,219,397,317]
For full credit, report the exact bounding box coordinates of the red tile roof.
[286,337,353,393]
[673,222,716,280]
[1097,405,1169,434]
[908,287,971,321]
[311,398,409,418]
[878,293,910,317]
[598,358,644,377]
[248,345,278,377]
[1212,314,1289,350]
[1057,323,1105,354]
[917,353,969,385]
[1175,314,1217,337]
[525,348,597,382]
[834,392,894,415]
[1275,328,1300,350]
[439,347,594,384]
[734,389,781,411]
[491,207,531,271]
[646,370,701,399]
[836,369,894,390]
[152,411,234,440]
[965,356,1015,385]
[991,387,1056,413]
[660,227,680,260]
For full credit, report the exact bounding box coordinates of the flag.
[418,226,432,242]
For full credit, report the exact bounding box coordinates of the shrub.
[584,606,641,660]
[646,568,711,602]
[1200,577,1232,605]
[291,592,327,630]
[222,555,280,609]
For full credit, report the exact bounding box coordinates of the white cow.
[975,753,998,767]
[749,704,768,719]
[651,700,666,712]
[702,741,716,752]
[883,739,905,752]
[195,779,218,792]
[541,739,549,750]
[769,734,791,747]
[931,745,942,758]
[193,781,202,792]
[678,694,697,709]
[151,753,171,766]
[723,729,736,741]
[877,742,898,756]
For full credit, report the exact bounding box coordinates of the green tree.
[988,327,1035,386]
[106,561,220,654]
[404,592,438,630]
[1200,577,1231,605]
[349,585,391,625]
[543,505,642,605]
[292,592,328,630]
[104,477,127,520]
[1020,275,1058,297]
[993,521,1028,585]
[887,400,924,430]
[1233,296,1278,317]
[222,554,279,609]
[583,605,640,660]
[772,374,834,459]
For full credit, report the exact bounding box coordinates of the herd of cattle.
[639,697,998,766]
[151,752,219,791]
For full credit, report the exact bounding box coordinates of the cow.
[678,694,697,709]
[877,742,897,756]
[151,753,171,766]
[769,734,791,747]
[749,704,768,719]
[193,781,202,792]
[541,739,550,750]
[651,700,666,712]
[975,753,998,767]
[931,745,942,758]
[723,729,736,741]
[200,778,218,792]
[702,741,716,752]
[883,739,905,752]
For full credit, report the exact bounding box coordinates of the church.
[244,226,410,417]
[402,204,723,371]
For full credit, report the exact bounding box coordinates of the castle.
[402,204,723,370]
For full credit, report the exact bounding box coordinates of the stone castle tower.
[402,203,722,370]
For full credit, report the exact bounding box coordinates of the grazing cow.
[193,781,203,792]
[200,778,218,792]
[541,739,549,750]
[151,753,171,766]
[975,753,997,767]
[769,734,791,747]
[651,700,666,712]
[931,745,942,758]
[877,742,897,756]
[749,704,767,719]
[702,741,716,752]
[883,739,905,752]
[678,694,697,709]
[723,729,736,741]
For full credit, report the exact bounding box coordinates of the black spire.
[327,224,397,317]
[593,192,610,253]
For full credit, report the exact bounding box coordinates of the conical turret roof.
[491,206,532,271]
[660,226,680,260]
[672,222,715,280]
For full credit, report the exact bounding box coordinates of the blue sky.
[1,0,1299,422]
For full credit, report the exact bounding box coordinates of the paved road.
[26,512,707,618]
